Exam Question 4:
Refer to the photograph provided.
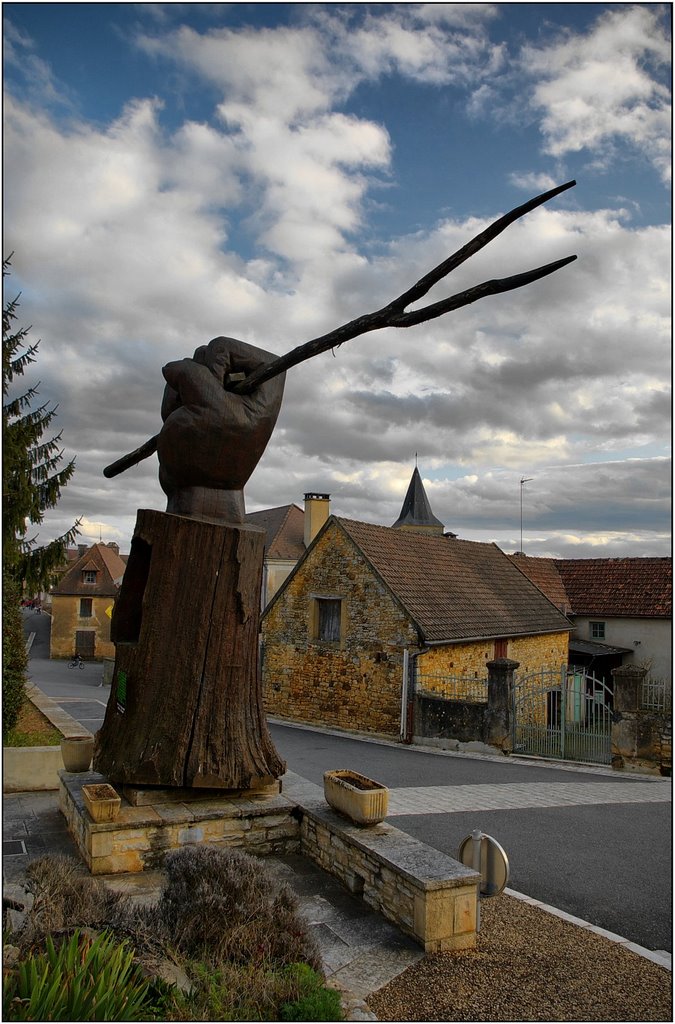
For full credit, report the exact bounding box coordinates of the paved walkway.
[386,779,671,815]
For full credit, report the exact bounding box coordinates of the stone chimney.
[77,544,88,557]
[106,542,120,555]
[304,493,330,548]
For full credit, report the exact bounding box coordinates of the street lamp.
[520,477,532,554]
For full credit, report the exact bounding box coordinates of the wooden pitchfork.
[104,179,577,479]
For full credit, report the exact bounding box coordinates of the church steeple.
[392,466,445,535]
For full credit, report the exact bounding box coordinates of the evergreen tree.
[2,256,80,594]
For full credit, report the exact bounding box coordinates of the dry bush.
[17,856,128,949]
[155,846,321,971]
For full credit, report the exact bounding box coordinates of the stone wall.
[416,632,568,692]
[611,665,672,776]
[262,523,419,737]
[415,694,486,743]
[299,801,478,952]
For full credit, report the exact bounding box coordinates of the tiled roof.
[392,467,444,531]
[508,555,571,614]
[51,543,127,597]
[555,557,672,618]
[245,504,305,560]
[336,518,570,643]
[508,554,672,619]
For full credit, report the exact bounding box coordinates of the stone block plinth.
[59,770,299,874]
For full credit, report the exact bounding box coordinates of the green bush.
[2,929,159,1021]
[165,959,343,1022]
[2,572,27,739]
[279,963,344,1021]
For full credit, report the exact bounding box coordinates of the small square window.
[315,598,342,642]
[82,570,97,584]
[590,621,605,639]
[80,598,93,618]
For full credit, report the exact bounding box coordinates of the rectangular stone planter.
[324,769,389,825]
[82,783,121,822]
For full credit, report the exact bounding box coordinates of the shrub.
[2,572,27,739]
[16,856,134,953]
[155,845,321,971]
[279,963,344,1021]
[165,959,343,1022]
[2,929,159,1021]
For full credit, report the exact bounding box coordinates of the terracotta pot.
[82,783,121,822]
[324,769,389,826]
[60,736,94,773]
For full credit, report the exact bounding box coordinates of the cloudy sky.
[3,2,671,559]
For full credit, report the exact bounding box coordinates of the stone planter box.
[324,769,389,825]
[82,783,121,822]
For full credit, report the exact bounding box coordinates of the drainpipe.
[400,651,410,741]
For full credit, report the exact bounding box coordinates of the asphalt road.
[23,608,672,952]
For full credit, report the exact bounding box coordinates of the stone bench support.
[299,803,478,951]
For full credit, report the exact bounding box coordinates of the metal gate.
[512,665,613,765]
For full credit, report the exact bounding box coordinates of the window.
[82,570,97,584]
[79,598,93,618]
[590,621,605,639]
[314,598,342,642]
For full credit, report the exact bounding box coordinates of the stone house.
[510,555,672,684]
[49,542,127,660]
[262,498,571,739]
[246,493,331,608]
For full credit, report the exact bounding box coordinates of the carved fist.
[157,336,285,522]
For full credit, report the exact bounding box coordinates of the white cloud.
[3,5,670,560]
[521,6,671,182]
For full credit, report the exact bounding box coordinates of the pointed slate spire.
[392,466,445,534]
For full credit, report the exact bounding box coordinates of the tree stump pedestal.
[94,509,285,790]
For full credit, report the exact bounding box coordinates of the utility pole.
[520,477,532,553]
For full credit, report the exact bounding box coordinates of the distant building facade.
[49,542,127,660]
[511,555,672,682]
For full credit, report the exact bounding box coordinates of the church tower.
[391,466,445,535]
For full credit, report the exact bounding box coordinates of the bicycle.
[68,655,85,670]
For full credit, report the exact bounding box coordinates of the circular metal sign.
[458,832,510,898]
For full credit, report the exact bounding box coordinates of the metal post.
[472,828,482,932]
[560,663,567,760]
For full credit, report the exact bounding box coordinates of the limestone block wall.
[417,632,569,695]
[49,594,115,660]
[300,804,478,952]
[263,524,419,736]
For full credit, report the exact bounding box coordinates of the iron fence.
[416,673,488,703]
[640,677,672,714]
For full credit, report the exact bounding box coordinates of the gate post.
[484,658,520,752]
[611,664,650,773]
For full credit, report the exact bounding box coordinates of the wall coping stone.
[282,771,479,893]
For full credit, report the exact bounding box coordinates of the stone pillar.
[610,664,648,772]
[484,658,519,752]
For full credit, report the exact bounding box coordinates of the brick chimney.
[304,493,330,548]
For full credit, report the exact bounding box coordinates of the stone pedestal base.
[59,770,298,875]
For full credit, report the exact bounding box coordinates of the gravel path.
[368,894,672,1022]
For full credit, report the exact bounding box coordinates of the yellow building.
[262,470,570,740]
[263,516,570,739]
[49,542,127,660]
